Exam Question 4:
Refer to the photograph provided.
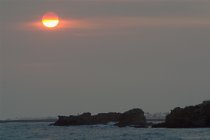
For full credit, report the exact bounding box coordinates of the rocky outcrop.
[54,112,120,126]
[116,108,146,127]
[153,101,210,128]
[54,108,147,127]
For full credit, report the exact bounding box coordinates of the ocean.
[1,122,210,140]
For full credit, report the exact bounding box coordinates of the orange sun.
[42,12,59,28]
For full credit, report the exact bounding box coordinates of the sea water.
[1,122,210,140]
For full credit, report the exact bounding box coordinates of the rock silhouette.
[54,108,146,127]
[153,101,210,128]
[116,108,146,127]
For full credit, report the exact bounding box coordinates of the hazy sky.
[0,0,210,119]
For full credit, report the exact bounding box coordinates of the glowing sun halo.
[42,12,59,28]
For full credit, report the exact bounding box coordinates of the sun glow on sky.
[42,12,59,28]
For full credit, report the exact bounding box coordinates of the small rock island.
[153,101,210,128]
[54,108,146,128]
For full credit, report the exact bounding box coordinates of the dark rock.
[116,108,146,127]
[153,101,210,128]
[54,108,147,127]
[152,122,166,128]
[92,113,121,124]
[54,112,121,126]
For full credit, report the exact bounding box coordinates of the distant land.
[0,118,57,123]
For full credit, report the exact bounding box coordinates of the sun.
[42,12,59,28]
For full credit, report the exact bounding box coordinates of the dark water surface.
[1,122,210,140]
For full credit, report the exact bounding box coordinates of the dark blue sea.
[1,122,210,140]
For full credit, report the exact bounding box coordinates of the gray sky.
[0,0,210,119]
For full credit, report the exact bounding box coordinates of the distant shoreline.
[0,119,164,124]
[0,119,57,123]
